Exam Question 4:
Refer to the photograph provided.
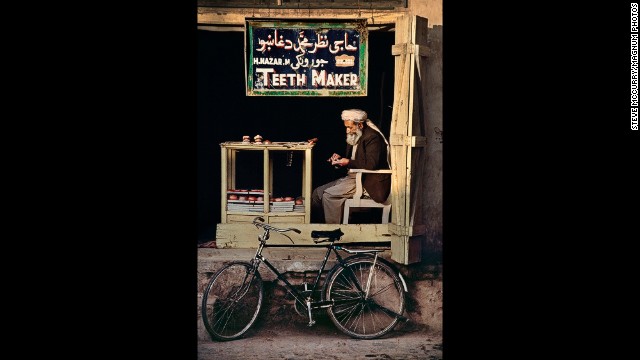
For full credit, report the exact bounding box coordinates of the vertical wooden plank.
[405,14,417,231]
[390,234,405,263]
[389,14,411,264]
[409,16,429,230]
[390,14,430,264]
[220,146,228,223]
[301,150,306,206]
[390,14,411,228]
[304,148,312,223]
[406,16,430,264]
[230,150,236,191]
[264,149,270,214]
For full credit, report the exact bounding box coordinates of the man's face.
[344,120,363,146]
[344,120,361,135]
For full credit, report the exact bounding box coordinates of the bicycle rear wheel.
[201,261,264,341]
[324,256,405,339]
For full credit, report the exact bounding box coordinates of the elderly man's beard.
[346,128,363,146]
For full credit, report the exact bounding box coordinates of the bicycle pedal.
[307,320,316,327]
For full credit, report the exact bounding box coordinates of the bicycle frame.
[252,240,339,319]
[202,218,410,341]
[248,227,406,326]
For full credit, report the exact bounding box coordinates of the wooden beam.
[389,134,427,147]
[197,7,406,26]
[197,0,406,9]
[197,25,244,32]
[198,23,396,32]
[388,224,426,237]
[216,223,398,248]
[391,44,430,57]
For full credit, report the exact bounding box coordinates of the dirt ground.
[197,305,442,360]
[197,251,443,359]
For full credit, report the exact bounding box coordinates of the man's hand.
[327,153,342,163]
[331,157,349,167]
[327,153,349,167]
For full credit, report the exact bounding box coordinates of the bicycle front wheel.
[201,261,264,341]
[324,256,405,339]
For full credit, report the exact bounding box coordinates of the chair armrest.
[349,169,392,200]
[348,169,393,174]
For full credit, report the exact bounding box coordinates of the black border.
[443,2,636,357]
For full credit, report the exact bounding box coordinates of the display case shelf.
[220,141,315,224]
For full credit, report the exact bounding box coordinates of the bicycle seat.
[311,229,344,241]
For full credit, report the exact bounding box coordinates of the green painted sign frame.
[245,18,368,96]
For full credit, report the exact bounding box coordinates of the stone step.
[198,247,392,281]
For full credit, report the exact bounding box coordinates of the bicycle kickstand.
[306,299,315,326]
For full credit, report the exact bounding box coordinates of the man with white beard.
[311,109,391,224]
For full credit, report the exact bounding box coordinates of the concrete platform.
[197,247,393,281]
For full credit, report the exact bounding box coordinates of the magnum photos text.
[632,3,638,130]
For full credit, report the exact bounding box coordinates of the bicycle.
[201,216,408,341]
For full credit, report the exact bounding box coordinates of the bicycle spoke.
[212,299,250,334]
[367,281,395,299]
[202,262,264,341]
[366,300,406,321]
[216,302,237,334]
[339,302,362,331]
[340,263,366,294]
[326,258,405,339]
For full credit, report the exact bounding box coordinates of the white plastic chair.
[342,169,393,224]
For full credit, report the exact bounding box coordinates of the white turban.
[341,109,367,122]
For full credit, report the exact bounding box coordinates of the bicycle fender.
[343,254,408,293]
[397,271,408,293]
[376,256,408,293]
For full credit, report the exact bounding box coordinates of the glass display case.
[220,141,315,224]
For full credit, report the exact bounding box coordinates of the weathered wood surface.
[226,213,306,223]
[408,15,429,238]
[389,14,410,263]
[197,6,406,26]
[304,148,312,222]
[390,14,410,231]
[216,223,398,248]
[197,1,406,10]
[220,147,228,222]
[389,15,429,264]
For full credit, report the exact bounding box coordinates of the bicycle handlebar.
[252,217,302,234]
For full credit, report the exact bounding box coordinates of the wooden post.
[389,14,429,264]
[304,148,312,223]
[264,148,270,214]
[221,147,227,223]
[389,14,411,263]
